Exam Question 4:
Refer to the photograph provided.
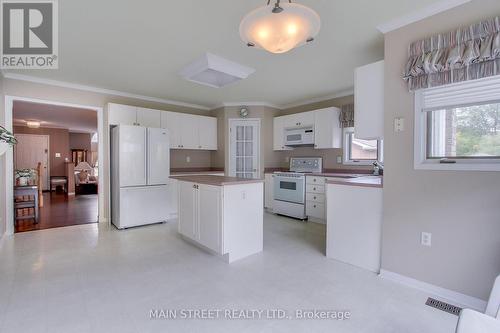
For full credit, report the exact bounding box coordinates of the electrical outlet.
[186,156,191,163]
[421,232,432,247]
[336,155,342,164]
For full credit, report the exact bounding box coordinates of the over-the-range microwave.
[284,126,315,146]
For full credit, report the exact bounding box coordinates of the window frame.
[343,128,383,166]
[414,89,500,172]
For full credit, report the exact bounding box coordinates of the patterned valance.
[339,104,354,128]
[404,16,500,91]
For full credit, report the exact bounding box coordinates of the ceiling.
[6,0,443,108]
[13,101,97,133]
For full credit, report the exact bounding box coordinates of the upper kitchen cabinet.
[314,107,342,149]
[273,116,292,151]
[108,103,138,126]
[273,108,341,150]
[136,107,161,127]
[283,111,315,129]
[160,111,217,150]
[197,116,217,150]
[108,104,161,127]
[354,60,384,140]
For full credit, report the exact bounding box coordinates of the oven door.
[273,175,305,204]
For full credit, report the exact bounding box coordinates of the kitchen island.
[171,175,264,263]
[326,176,383,273]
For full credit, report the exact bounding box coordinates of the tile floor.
[0,213,458,332]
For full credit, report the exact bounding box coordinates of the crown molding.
[376,0,471,34]
[2,73,211,110]
[211,101,282,110]
[280,88,354,110]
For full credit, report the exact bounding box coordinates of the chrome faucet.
[373,161,384,176]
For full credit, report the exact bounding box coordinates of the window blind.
[421,75,500,111]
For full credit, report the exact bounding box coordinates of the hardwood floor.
[15,192,98,233]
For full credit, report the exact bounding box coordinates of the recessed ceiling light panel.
[179,53,255,88]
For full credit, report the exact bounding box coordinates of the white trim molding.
[380,269,488,312]
[2,73,211,111]
[376,0,472,34]
[280,89,354,110]
[212,101,282,110]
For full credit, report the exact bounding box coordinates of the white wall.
[382,0,500,300]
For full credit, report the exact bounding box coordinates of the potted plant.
[15,169,35,186]
[0,125,17,156]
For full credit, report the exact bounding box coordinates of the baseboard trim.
[379,269,487,312]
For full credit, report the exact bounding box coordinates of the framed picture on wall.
[71,149,87,166]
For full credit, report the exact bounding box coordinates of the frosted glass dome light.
[240,0,321,54]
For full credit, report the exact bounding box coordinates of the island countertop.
[326,176,383,188]
[170,175,264,186]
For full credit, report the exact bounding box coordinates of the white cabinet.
[354,60,384,140]
[273,116,292,151]
[197,116,218,150]
[180,114,199,150]
[264,173,274,209]
[178,181,222,253]
[178,181,198,240]
[109,103,218,151]
[314,107,342,149]
[161,111,217,150]
[198,184,222,251]
[137,107,161,127]
[283,111,315,129]
[161,112,182,148]
[108,104,161,127]
[177,180,263,263]
[273,108,341,150]
[108,104,137,126]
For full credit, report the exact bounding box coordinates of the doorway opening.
[12,100,99,232]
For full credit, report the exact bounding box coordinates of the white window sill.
[343,160,376,166]
[415,161,500,172]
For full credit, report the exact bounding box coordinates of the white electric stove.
[273,157,322,219]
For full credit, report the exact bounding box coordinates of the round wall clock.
[239,107,249,118]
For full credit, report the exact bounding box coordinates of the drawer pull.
[313,187,316,190]
[314,196,316,200]
[313,205,317,208]
[313,179,316,182]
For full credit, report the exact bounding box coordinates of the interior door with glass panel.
[229,119,260,179]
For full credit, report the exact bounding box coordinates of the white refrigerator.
[111,125,171,229]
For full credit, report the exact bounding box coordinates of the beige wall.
[382,0,500,301]
[211,105,282,178]
[69,133,92,158]
[2,78,209,227]
[170,150,212,169]
[14,126,71,176]
[276,95,371,170]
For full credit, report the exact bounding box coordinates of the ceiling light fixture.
[26,121,41,128]
[239,0,321,54]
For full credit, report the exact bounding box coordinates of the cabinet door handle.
[314,196,317,200]
[313,179,316,182]
[313,205,317,208]
[313,187,316,190]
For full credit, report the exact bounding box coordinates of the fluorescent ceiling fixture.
[240,0,320,54]
[179,53,255,88]
[26,121,41,128]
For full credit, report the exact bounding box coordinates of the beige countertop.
[170,175,263,186]
[326,176,383,188]
[170,168,224,176]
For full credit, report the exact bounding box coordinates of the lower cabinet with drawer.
[305,176,326,223]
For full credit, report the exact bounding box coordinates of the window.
[415,76,500,171]
[343,128,383,165]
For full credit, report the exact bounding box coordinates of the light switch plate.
[55,153,61,158]
[421,232,432,247]
[186,156,191,163]
[394,117,405,132]
[336,156,342,164]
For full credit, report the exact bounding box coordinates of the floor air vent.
[425,298,462,316]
